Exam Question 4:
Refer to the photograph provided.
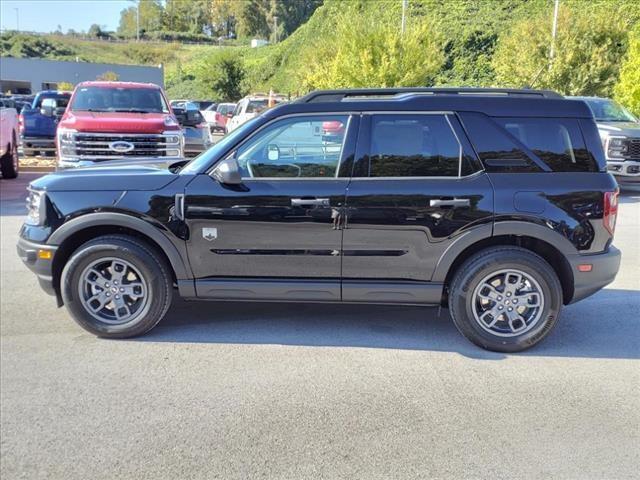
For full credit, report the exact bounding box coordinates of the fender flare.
[432,220,576,282]
[47,212,192,280]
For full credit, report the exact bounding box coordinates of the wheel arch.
[48,213,192,305]
[435,223,575,306]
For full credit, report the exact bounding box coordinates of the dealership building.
[0,57,164,94]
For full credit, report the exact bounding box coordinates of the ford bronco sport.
[17,88,621,352]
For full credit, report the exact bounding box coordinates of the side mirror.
[212,157,242,185]
[226,112,233,118]
[267,144,280,161]
[40,98,57,117]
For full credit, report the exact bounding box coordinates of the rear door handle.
[429,198,470,208]
[291,198,330,207]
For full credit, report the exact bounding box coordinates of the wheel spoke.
[113,296,132,321]
[110,260,128,283]
[514,292,542,308]
[478,284,502,302]
[88,268,110,288]
[505,272,523,293]
[121,282,144,300]
[479,308,501,328]
[505,309,527,333]
[87,293,110,313]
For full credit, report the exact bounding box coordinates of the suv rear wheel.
[61,235,173,338]
[448,247,562,352]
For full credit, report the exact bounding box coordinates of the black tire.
[448,246,562,352]
[0,135,19,179]
[61,235,173,338]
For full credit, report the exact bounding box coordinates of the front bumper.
[58,156,184,169]
[607,160,640,184]
[16,237,58,297]
[567,246,621,304]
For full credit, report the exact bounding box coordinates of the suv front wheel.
[61,235,173,338]
[448,247,562,352]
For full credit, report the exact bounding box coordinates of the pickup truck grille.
[60,132,182,161]
[626,139,640,159]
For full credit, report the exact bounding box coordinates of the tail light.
[18,114,24,133]
[603,190,619,236]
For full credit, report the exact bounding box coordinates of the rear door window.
[494,118,597,172]
[367,114,466,177]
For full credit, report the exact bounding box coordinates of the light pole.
[401,0,407,36]
[14,8,19,31]
[549,0,560,68]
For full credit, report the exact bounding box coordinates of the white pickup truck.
[0,97,20,179]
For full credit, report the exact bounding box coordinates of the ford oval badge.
[109,141,135,153]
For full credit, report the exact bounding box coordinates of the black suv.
[17,88,621,352]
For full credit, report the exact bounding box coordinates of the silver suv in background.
[570,96,640,187]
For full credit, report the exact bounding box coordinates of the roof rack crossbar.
[297,87,563,103]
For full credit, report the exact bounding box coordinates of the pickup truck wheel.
[61,235,173,338]
[0,137,19,179]
[448,247,562,353]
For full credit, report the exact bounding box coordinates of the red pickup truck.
[54,81,183,168]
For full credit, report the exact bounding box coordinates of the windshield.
[181,116,264,174]
[583,98,637,122]
[35,94,70,109]
[70,87,169,113]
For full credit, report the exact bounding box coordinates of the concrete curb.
[20,166,56,173]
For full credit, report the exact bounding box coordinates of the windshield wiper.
[111,108,155,113]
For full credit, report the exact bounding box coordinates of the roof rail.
[296,87,564,103]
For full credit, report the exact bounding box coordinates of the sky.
[0,0,132,33]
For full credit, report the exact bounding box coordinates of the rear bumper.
[21,136,56,152]
[16,237,58,297]
[567,246,621,304]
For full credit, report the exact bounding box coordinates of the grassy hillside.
[2,0,638,111]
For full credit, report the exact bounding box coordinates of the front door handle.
[291,198,330,207]
[430,198,470,208]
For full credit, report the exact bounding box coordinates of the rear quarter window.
[494,117,598,172]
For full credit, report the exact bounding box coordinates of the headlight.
[58,128,77,142]
[607,136,628,158]
[25,189,46,226]
[164,116,179,127]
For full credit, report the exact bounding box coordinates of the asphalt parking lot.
[1,173,639,479]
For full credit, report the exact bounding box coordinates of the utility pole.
[136,0,140,41]
[273,15,278,43]
[14,8,19,31]
[401,0,407,36]
[549,0,560,68]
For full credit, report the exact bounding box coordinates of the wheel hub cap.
[471,269,545,337]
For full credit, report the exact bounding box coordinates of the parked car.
[17,87,621,352]
[226,93,286,133]
[0,97,20,178]
[55,81,183,168]
[20,90,71,157]
[569,96,639,187]
[171,100,215,112]
[172,102,212,157]
[202,102,236,133]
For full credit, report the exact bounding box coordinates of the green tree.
[164,0,212,34]
[615,25,640,115]
[56,81,74,91]
[118,0,164,38]
[493,4,629,96]
[87,24,103,38]
[300,2,444,90]
[275,0,322,39]
[195,49,246,100]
